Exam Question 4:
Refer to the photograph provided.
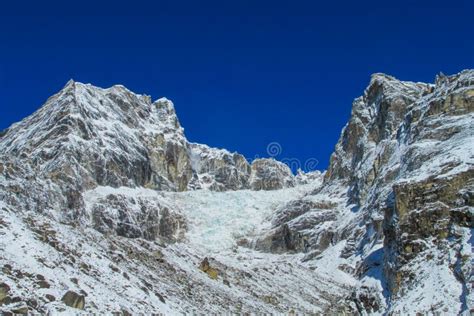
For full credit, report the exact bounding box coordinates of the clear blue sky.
[1,0,472,170]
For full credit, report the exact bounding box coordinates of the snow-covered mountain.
[0,70,472,314]
[0,80,295,192]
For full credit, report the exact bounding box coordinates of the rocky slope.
[0,70,473,315]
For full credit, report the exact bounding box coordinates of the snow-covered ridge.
[0,80,304,194]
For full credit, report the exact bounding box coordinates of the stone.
[37,280,50,289]
[155,292,166,304]
[35,274,45,281]
[11,306,28,315]
[199,258,218,280]
[0,283,11,304]
[61,291,85,310]
[45,294,56,302]
[2,264,12,275]
[26,298,38,308]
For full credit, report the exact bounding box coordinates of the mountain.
[0,70,472,314]
[0,80,295,192]
[253,70,474,313]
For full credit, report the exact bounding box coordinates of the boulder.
[0,283,11,304]
[61,291,85,310]
[199,258,218,280]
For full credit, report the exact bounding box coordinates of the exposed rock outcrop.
[87,191,187,242]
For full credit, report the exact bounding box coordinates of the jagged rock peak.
[0,80,298,194]
[369,72,398,83]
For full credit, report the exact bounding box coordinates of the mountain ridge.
[0,79,299,194]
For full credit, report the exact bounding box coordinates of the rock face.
[0,283,11,305]
[86,191,187,241]
[252,70,474,314]
[385,169,474,297]
[187,143,252,191]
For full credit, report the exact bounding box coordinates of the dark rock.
[0,283,11,304]
[11,306,28,315]
[10,296,22,303]
[45,294,56,302]
[26,298,38,308]
[2,264,12,275]
[37,280,50,289]
[61,290,85,309]
[155,292,166,303]
[0,296,12,306]
[199,257,218,280]
[254,224,304,254]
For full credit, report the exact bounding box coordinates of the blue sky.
[0,0,472,170]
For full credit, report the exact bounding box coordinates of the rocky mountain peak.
[325,73,432,184]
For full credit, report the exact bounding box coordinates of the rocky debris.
[2,265,12,274]
[61,290,85,310]
[155,292,166,304]
[36,280,50,289]
[348,286,384,314]
[262,294,279,305]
